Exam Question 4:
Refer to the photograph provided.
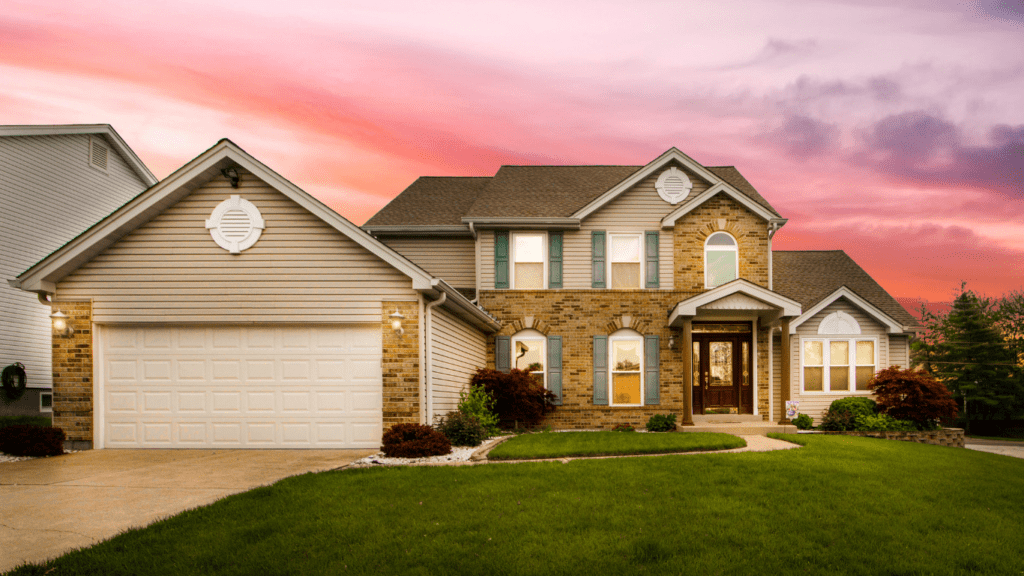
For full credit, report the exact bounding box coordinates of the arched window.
[511,329,546,386]
[705,232,738,288]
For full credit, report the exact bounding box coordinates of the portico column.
[778,317,791,424]
[681,317,694,426]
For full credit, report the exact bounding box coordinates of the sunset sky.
[2,0,1021,303]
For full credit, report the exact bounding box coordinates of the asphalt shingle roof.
[364,177,490,227]
[772,251,919,328]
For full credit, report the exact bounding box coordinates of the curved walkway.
[478,434,800,464]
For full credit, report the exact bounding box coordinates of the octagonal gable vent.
[655,167,693,205]
[206,195,265,254]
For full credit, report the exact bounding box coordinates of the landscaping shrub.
[793,413,814,430]
[381,423,451,458]
[612,423,636,432]
[470,368,557,429]
[0,425,64,456]
[855,413,916,432]
[819,408,857,431]
[456,384,500,435]
[0,415,52,430]
[829,397,878,420]
[645,414,677,432]
[435,411,488,447]
[870,367,958,430]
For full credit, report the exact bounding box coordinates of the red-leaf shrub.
[381,423,451,458]
[869,367,958,429]
[0,425,65,456]
[470,368,557,429]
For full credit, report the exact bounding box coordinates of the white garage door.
[99,325,382,448]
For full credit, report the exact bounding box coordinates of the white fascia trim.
[669,279,803,325]
[788,287,903,335]
[661,182,777,228]
[432,279,501,332]
[0,124,157,186]
[16,139,436,293]
[572,148,724,220]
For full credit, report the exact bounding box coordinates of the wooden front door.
[692,334,753,414]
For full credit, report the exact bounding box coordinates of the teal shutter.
[494,231,509,289]
[495,335,511,373]
[548,232,563,289]
[547,335,562,405]
[645,231,659,288]
[645,335,660,405]
[593,335,608,405]
[591,231,606,288]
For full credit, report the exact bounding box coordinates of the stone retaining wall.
[827,428,964,448]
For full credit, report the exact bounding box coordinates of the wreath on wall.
[1,363,27,404]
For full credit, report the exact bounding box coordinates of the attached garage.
[12,140,499,450]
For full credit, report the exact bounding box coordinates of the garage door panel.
[102,325,383,448]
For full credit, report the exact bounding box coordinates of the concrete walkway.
[0,449,373,572]
[965,438,1024,460]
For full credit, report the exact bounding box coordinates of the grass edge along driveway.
[487,431,746,460]
[6,434,1024,576]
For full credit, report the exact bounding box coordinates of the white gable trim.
[660,182,778,228]
[0,124,157,186]
[669,279,802,325]
[15,139,436,293]
[571,148,727,220]
[788,287,903,334]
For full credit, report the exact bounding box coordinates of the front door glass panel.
[709,342,733,386]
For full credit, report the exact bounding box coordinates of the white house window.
[801,337,878,393]
[705,232,738,288]
[40,392,53,413]
[610,331,643,405]
[609,233,643,289]
[512,330,546,386]
[512,233,546,289]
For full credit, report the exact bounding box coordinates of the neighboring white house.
[1,125,157,414]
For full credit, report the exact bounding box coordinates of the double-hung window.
[610,333,643,405]
[608,233,642,289]
[512,330,546,386]
[802,338,877,393]
[512,232,546,289]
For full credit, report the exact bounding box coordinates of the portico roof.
[668,279,802,327]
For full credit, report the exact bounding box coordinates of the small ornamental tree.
[869,367,958,430]
[470,368,557,429]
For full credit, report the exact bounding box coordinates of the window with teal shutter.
[495,335,511,373]
[591,231,606,288]
[644,335,660,405]
[593,335,608,405]
[547,335,562,405]
[494,231,509,289]
[548,232,563,289]
[645,231,659,288]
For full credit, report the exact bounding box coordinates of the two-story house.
[366,147,920,427]
[13,141,917,450]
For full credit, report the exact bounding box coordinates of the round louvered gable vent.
[206,195,265,253]
[655,167,693,205]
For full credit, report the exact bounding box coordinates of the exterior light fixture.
[51,310,74,337]
[221,167,240,188]
[390,311,405,335]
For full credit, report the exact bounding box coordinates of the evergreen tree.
[913,284,1022,420]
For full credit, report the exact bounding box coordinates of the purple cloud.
[762,114,839,159]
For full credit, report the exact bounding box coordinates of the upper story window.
[512,329,546,386]
[705,232,738,288]
[512,232,546,289]
[609,233,643,289]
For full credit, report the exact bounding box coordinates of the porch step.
[691,414,766,424]
[682,420,798,436]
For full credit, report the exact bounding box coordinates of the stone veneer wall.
[381,300,421,429]
[827,428,965,448]
[673,194,770,292]
[480,290,775,429]
[51,301,93,446]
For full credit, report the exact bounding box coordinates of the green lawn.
[6,435,1024,575]
[487,431,745,460]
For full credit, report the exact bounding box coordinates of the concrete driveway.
[0,449,373,572]
[965,438,1024,459]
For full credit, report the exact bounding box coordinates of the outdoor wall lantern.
[51,310,74,338]
[390,311,405,336]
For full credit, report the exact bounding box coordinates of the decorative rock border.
[822,427,964,448]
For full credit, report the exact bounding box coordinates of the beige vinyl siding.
[480,231,495,289]
[1,134,148,389]
[57,170,417,323]
[381,237,475,289]
[773,332,783,421]
[430,307,487,415]
[889,335,910,368]
[790,299,892,421]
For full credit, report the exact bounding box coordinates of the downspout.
[424,291,447,424]
[471,222,481,305]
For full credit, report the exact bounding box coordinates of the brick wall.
[828,428,965,448]
[673,194,770,291]
[381,300,421,429]
[51,301,93,445]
